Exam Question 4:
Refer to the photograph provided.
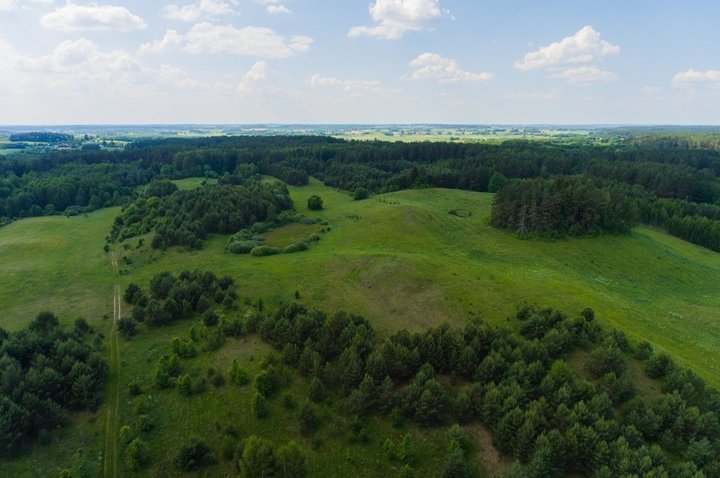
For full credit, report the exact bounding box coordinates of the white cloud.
[550,65,617,84]
[514,26,619,70]
[308,74,382,94]
[0,37,205,94]
[40,3,146,32]
[409,53,493,83]
[0,0,18,11]
[138,29,183,55]
[266,4,290,14]
[672,69,720,85]
[349,0,450,40]
[163,0,235,22]
[253,0,291,14]
[141,23,312,58]
[238,60,269,93]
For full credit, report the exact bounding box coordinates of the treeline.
[0,313,107,456]
[490,177,638,237]
[110,180,293,249]
[4,134,720,252]
[8,132,74,143]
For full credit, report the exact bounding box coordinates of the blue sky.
[0,0,718,124]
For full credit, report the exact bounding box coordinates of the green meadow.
[2,177,720,475]
[1,178,720,383]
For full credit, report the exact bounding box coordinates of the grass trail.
[103,254,120,478]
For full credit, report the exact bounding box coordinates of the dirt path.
[103,253,121,478]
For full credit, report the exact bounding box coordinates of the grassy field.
[2,177,720,475]
[2,179,720,380]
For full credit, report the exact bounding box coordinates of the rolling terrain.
[1,178,719,382]
[1,177,720,475]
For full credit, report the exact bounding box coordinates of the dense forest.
[109,180,293,249]
[0,313,107,456]
[3,133,720,249]
[490,177,638,237]
[120,271,720,477]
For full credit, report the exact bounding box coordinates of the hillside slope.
[1,179,719,386]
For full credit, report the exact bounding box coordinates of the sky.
[0,0,719,125]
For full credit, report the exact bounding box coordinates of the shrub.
[250,246,282,257]
[252,392,269,419]
[353,187,369,200]
[174,438,217,471]
[284,241,309,254]
[307,195,323,211]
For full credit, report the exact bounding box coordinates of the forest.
[3,132,720,250]
[0,313,107,456]
[112,272,720,477]
[109,180,293,250]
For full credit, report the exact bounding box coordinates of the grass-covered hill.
[1,177,720,476]
[2,178,718,384]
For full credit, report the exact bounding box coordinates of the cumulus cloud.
[0,37,209,92]
[138,29,183,55]
[266,4,290,14]
[237,60,269,92]
[40,3,147,32]
[550,65,617,84]
[163,0,235,22]
[672,69,720,85]
[349,0,450,40]
[308,74,382,94]
[514,26,619,70]
[254,0,291,15]
[409,53,493,83]
[140,23,312,58]
[514,26,619,85]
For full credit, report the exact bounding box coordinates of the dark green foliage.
[443,440,470,478]
[307,194,323,210]
[298,401,318,436]
[384,434,416,466]
[284,241,309,254]
[230,359,250,386]
[251,391,269,419]
[239,436,276,478]
[9,132,73,143]
[276,441,308,478]
[174,438,217,471]
[125,437,149,471]
[491,176,637,237]
[646,352,674,378]
[0,312,107,455]
[353,187,369,200]
[170,337,197,359]
[117,317,137,338]
[74,318,90,334]
[144,179,178,198]
[308,377,325,403]
[404,364,449,426]
[202,309,219,327]
[587,345,627,378]
[250,245,282,257]
[110,181,293,249]
[138,270,234,326]
[154,354,182,388]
